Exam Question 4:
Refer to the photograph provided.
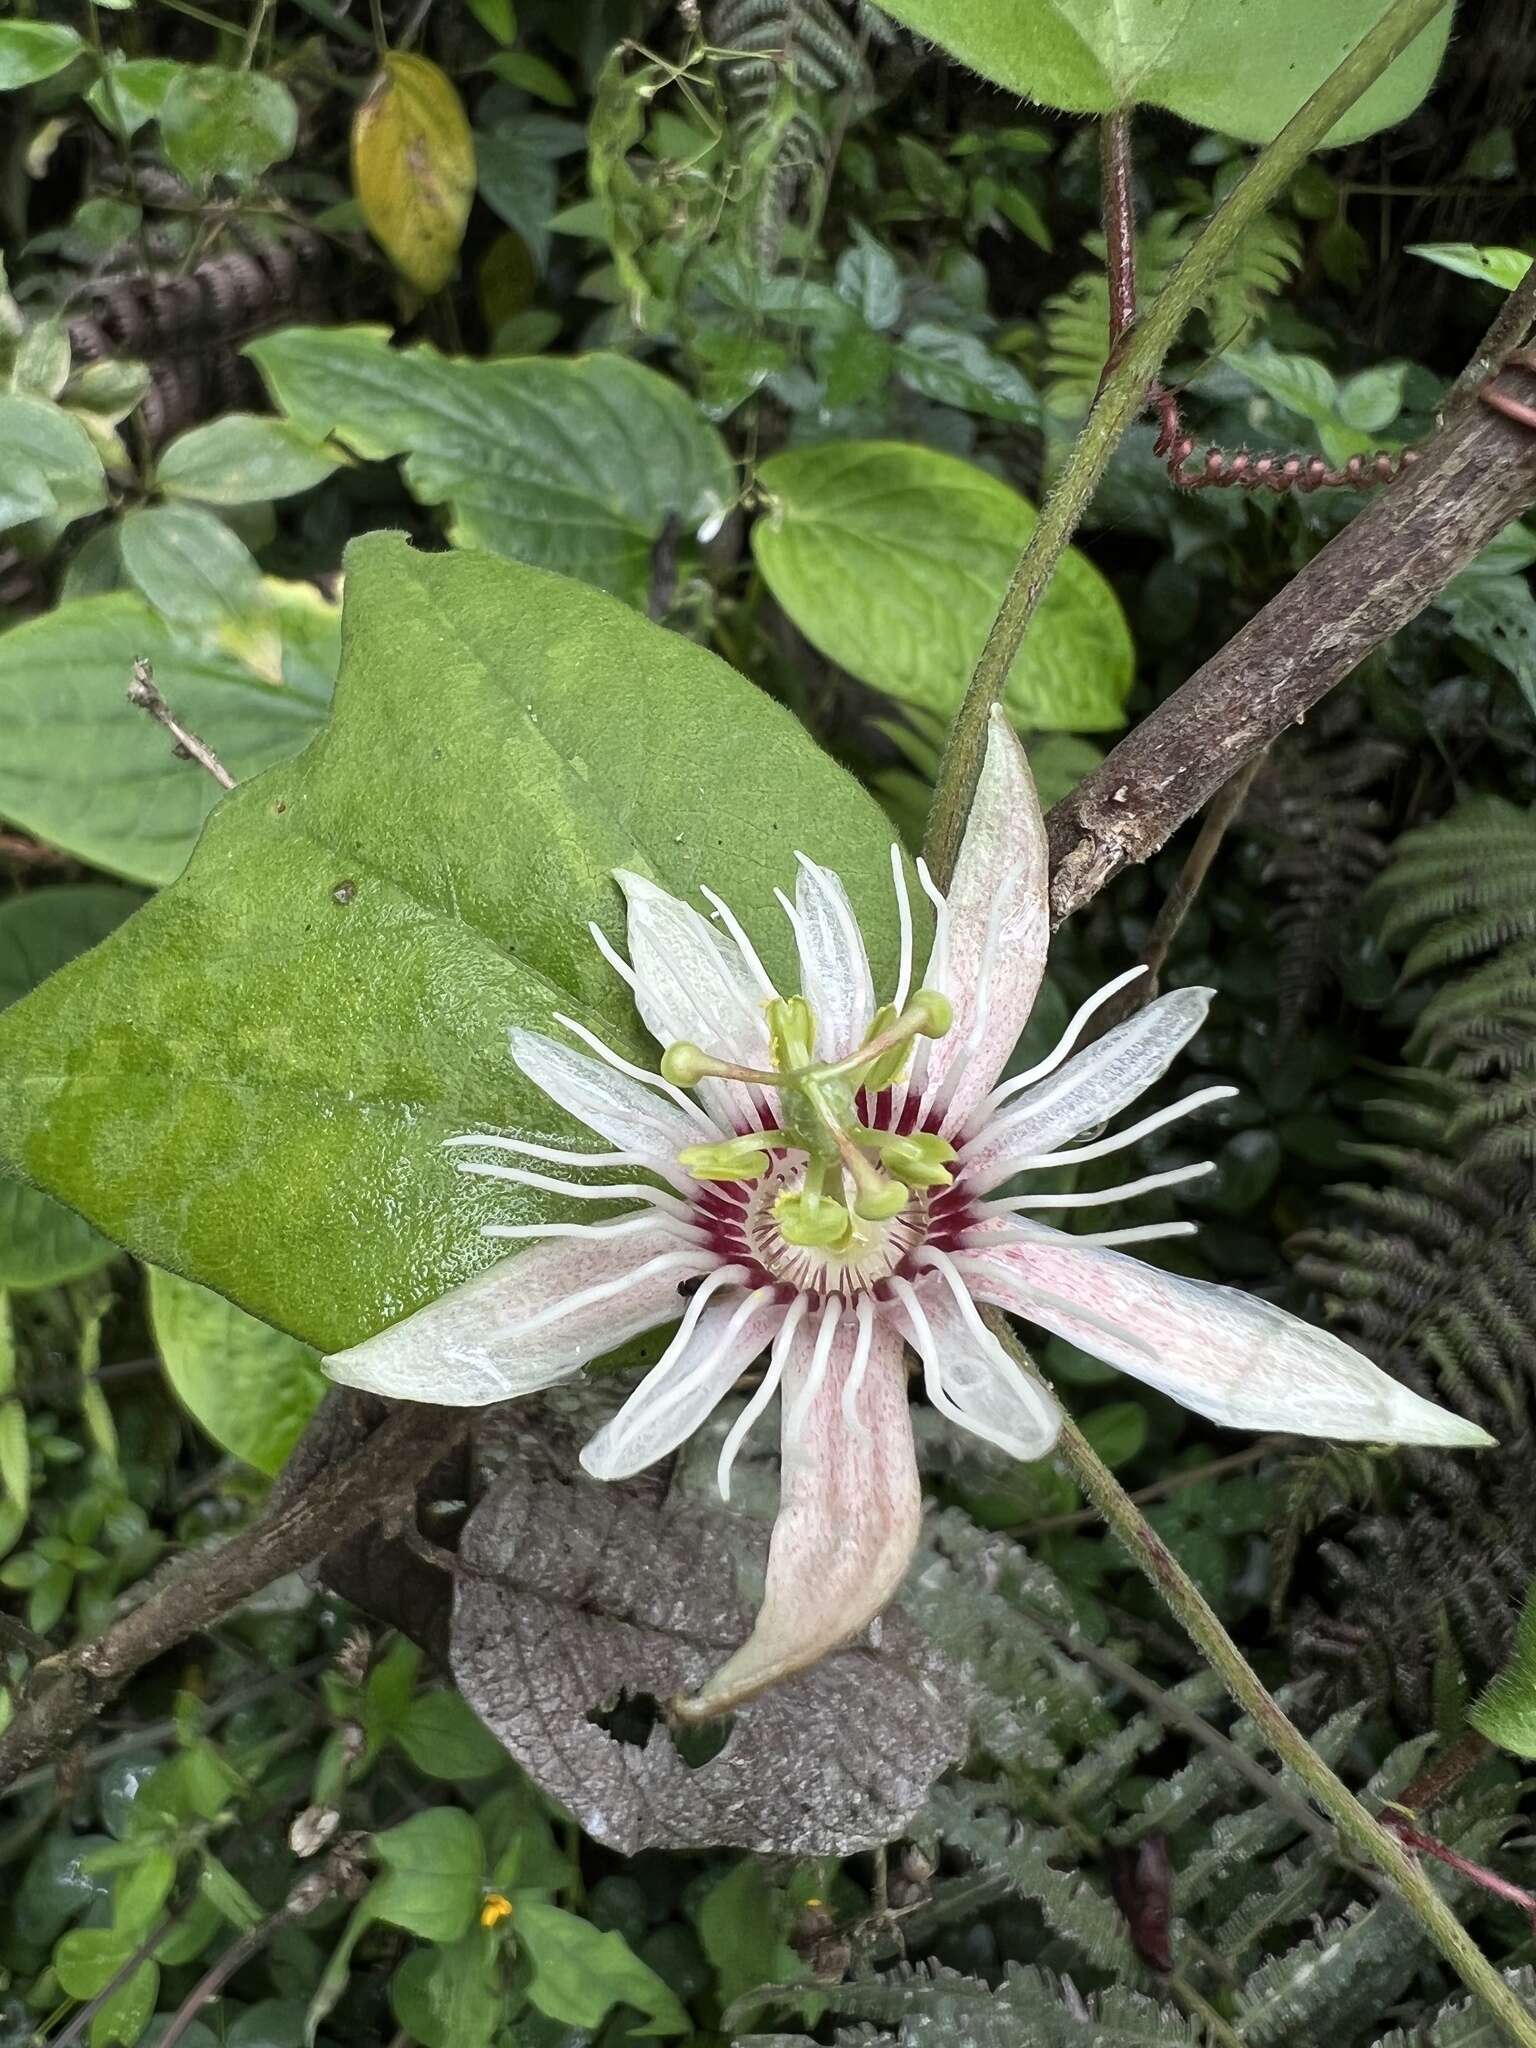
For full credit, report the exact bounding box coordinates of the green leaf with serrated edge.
[753,441,1133,731]
[0,887,137,1290]
[0,538,908,1353]
[159,67,298,190]
[156,414,343,505]
[371,1808,485,1941]
[873,0,1452,147]
[0,21,84,90]
[1470,1580,1536,1758]
[146,1267,324,1476]
[517,1899,690,2035]
[1408,242,1533,289]
[247,327,734,606]
[0,591,333,885]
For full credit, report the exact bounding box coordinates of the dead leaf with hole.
[449,1404,967,1855]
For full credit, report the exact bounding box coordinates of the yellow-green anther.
[767,995,816,1073]
[906,987,953,1038]
[776,1188,852,1249]
[678,1133,784,1182]
[858,1005,910,1092]
[661,1042,717,1087]
[852,1172,909,1221]
[879,1131,956,1189]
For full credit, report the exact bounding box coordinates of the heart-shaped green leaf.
[874,0,1452,147]
[247,328,735,607]
[147,1268,325,1475]
[0,537,906,1350]
[0,886,140,1290]
[753,440,1134,731]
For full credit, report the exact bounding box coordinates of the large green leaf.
[146,1268,325,1475]
[874,0,1452,146]
[753,441,1134,731]
[0,887,140,1291]
[0,537,907,1351]
[247,328,735,607]
[0,586,335,884]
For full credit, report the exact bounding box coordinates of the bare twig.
[156,1851,368,2048]
[1045,355,1536,924]
[1449,265,1536,410]
[0,1402,464,1792]
[127,659,237,791]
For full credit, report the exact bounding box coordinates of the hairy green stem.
[923,0,1452,887]
[986,1311,1536,2041]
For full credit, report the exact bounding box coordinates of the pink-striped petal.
[920,711,1049,1128]
[675,1306,921,1721]
[580,1286,785,1479]
[960,986,1214,1191]
[792,853,876,1058]
[963,1228,1495,1447]
[325,1221,710,1407]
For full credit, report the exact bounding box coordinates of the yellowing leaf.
[352,53,474,295]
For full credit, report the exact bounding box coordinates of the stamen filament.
[717,1293,807,1500]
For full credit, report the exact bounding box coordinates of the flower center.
[662,989,957,1253]
[742,1159,931,1295]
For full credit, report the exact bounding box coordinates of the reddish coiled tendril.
[1149,382,1422,495]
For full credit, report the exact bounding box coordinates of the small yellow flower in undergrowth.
[480,1891,513,1929]
[327,710,1493,1722]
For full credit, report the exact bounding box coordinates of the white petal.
[510,1027,701,1179]
[961,986,1214,1193]
[325,1223,710,1407]
[963,1230,1496,1448]
[580,1286,783,1478]
[793,853,875,1059]
[899,1264,1061,1459]
[921,711,1049,1126]
[676,1307,921,1720]
[614,870,774,1131]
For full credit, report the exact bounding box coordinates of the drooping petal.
[614,870,775,1130]
[325,1222,712,1406]
[919,710,1049,1129]
[675,1305,921,1721]
[580,1283,784,1479]
[895,1264,1062,1459]
[960,987,1214,1192]
[510,1027,702,1182]
[792,853,876,1059]
[963,1228,1496,1447]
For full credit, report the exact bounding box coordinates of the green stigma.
[660,983,956,1229]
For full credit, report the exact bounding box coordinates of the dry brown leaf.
[450,1405,966,1855]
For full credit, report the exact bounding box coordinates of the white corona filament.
[701,885,779,1002]
[634,1281,774,1437]
[975,965,1149,1121]
[551,1010,717,1134]
[972,1083,1238,1174]
[977,1160,1217,1217]
[903,858,949,1107]
[446,1133,649,1170]
[481,1212,697,1244]
[717,1292,808,1501]
[500,1248,707,1343]
[455,1160,693,1219]
[588,921,639,991]
[785,1294,843,1440]
[983,1220,1199,1252]
[932,873,1015,1132]
[889,842,914,1018]
[840,1293,876,1443]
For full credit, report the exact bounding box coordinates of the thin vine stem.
[922,0,1451,889]
[985,1311,1536,2043]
